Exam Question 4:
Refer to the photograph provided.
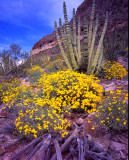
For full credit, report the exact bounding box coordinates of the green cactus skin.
[73,8,79,63]
[95,43,103,75]
[54,0,108,75]
[77,16,81,63]
[87,14,99,74]
[59,18,71,64]
[63,2,78,69]
[91,12,108,75]
[63,24,71,60]
[83,17,89,71]
[55,21,72,70]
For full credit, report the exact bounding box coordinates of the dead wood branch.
[10,137,42,160]
[26,139,44,160]
[4,137,24,149]
[39,134,51,160]
[46,144,52,160]
[54,139,63,160]
[85,150,114,160]
[50,123,79,160]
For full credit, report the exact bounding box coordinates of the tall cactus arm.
[87,14,99,74]
[91,12,108,75]
[59,18,71,63]
[88,0,95,52]
[77,16,81,63]
[83,16,89,71]
[55,21,72,70]
[73,8,79,63]
[95,43,103,75]
[63,2,78,69]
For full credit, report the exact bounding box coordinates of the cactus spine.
[54,0,108,75]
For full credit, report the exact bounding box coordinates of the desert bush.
[2,84,70,138]
[15,106,70,139]
[103,61,128,79]
[0,78,21,104]
[1,76,71,138]
[1,70,103,138]
[45,59,67,73]
[38,70,103,113]
[26,65,45,84]
[95,88,128,131]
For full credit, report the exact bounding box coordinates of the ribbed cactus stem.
[77,16,81,62]
[73,8,79,63]
[59,18,71,63]
[87,14,99,74]
[83,16,89,70]
[95,43,103,75]
[91,12,108,74]
[88,0,95,52]
[55,21,72,70]
[63,2,77,69]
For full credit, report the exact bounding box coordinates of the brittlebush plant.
[0,78,21,104]
[1,76,71,138]
[2,70,103,138]
[103,61,128,79]
[95,88,128,131]
[27,65,45,84]
[38,70,103,113]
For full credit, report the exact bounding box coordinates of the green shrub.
[0,78,21,104]
[45,59,67,73]
[103,61,128,80]
[26,65,45,84]
[95,88,128,131]
[38,70,103,113]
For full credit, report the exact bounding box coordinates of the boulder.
[111,141,126,151]
[0,108,7,118]
[76,118,83,125]
[104,82,117,91]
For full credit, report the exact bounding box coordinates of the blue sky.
[0,0,83,53]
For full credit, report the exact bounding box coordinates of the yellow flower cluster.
[96,88,128,130]
[2,82,71,138]
[1,70,103,138]
[0,78,21,104]
[103,61,128,79]
[38,70,103,113]
[15,107,70,139]
[27,65,44,75]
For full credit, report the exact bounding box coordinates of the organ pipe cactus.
[54,0,108,75]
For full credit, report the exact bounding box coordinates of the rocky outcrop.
[31,0,128,57]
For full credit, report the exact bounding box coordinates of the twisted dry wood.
[4,136,24,149]
[39,134,51,160]
[50,123,79,160]
[54,139,63,160]
[10,137,42,160]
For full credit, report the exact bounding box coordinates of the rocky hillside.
[31,0,128,58]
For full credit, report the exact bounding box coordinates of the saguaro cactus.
[54,0,108,75]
